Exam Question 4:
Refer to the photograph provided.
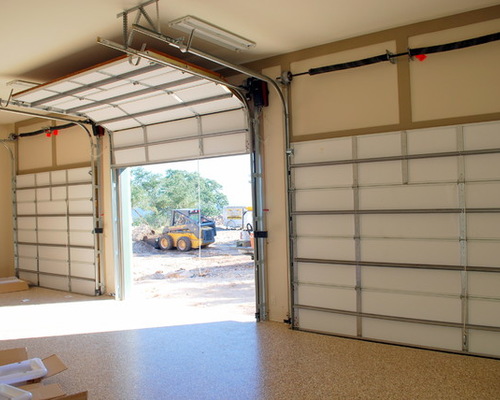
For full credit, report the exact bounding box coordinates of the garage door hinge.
[93,227,104,234]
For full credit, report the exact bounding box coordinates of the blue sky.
[142,154,252,206]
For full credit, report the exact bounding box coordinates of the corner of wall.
[0,124,15,277]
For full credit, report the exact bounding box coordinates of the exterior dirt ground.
[131,227,256,319]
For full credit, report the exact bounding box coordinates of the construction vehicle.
[154,209,216,252]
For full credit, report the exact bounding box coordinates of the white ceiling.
[1,0,499,124]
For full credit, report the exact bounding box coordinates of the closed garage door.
[290,121,500,357]
[15,166,99,295]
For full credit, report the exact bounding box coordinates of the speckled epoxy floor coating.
[1,320,499,400]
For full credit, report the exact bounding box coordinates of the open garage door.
[12,50,258,306]
[13,51,250,168]
[290,121,500,358]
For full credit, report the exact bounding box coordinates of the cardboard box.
[0,277,29,294]
[0,348,88,400]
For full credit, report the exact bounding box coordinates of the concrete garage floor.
[1,289,500,399]
[1,321,500,399]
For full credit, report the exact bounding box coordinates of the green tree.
[131,167,228,228]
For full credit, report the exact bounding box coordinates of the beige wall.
[0,124,15,277]
[261,66,290,321]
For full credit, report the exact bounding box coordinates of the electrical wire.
[291,31,500,79]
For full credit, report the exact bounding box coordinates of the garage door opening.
[124,154,256,322]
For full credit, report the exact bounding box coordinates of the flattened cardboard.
[57,392,88,400]
[0,348,28,366]
[0,277,29,294]
[0,349,86,400]
[21,383,66,400]
[42,355,67,378]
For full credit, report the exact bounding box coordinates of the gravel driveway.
[131,228,256,318]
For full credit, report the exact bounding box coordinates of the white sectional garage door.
[12,52,250,169]
[15,167,99,295]
[290,121,500,357]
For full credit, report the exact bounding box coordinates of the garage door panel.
[296,237,355,260]
[463,121,500,150]
[38,231,68,245]
[468,330,500,357]
[468,299,500,327]
[67,167,92,183]
[39,259,69,276]
[18,271,38,285]
[38,246,67,260]
[201,108,246,134]
[71,262,95,279]
[51,187,67,200]
[70,279,97,296]
[18,257,37,271]
[39,275,69,292]
[294,165,353,189]
[17,202,36,215]
[363,291,461,323]
[147,119,198,141]
[148,139,199,162]
[362,319,462,350]
[297,263,356,287]
[294,189,354,211]
[359,184,458,210]
[467,214,500,239]
[361,238,460,265]
[38,217,67,230]
[37,200,67,214]
[362,267,461,295]
[70,248,95,263]
[360,214,458,239]
[465,182,500,208]
[36,188,51,201]
[17,231,37,243]
[357,131,401,158]
[16,189,35,202]
[465,154,500,181]
[468,272,500,297]
[70,232,94,247]
[16,174,35,188]
[68,200,93,214]
[69,216,94,230]
[358,161,402,185]
[17,217,36,229]
[292,137,352,164]
[295,215,354,237]
[296,309,357,336]
[468,241,500,267]
[51,170,67,184]
[203,133,248,156]
[408,157,458,183]
[407,126,458,154]
[68,184,92,199]
[35,172,50,185]
[113,147,147,165]
[297,285,356,311]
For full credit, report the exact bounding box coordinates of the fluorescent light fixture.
[6,80,40,89]
[168,15,255,52]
